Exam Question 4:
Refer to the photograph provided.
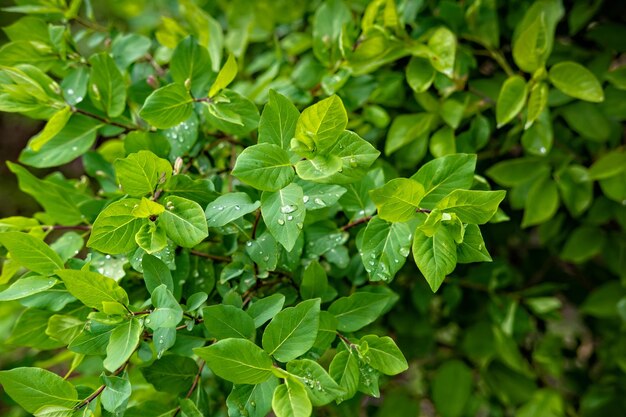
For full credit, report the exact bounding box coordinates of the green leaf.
[115,151,172,197]
[262,298,320,362]
[140,355,199,394]
[203,304,256,340]
[496,75,527,127]
[329,350,359,402]
[0,276,56,301]
[428,27,456,77]
[68,321,114,355]
[360,216,412,282]
[135,222,168,254]
[88,199,145,254]
[370,178,425,222]
[147,284,183,329]
[204,89,259,136]
[517,389,564,417]
[359,335,408,375]
[588,150,626,180]
[20,114,102,169]
[300,260,328,300]
[560,226,606,263]
[101,375,131,414]
[293,95,347,153]
[160,195,208,247]
[432,360,473,417]
[56,269,128,310]
[411,154,477,208]
[328,292,395,332]
[412,226,457,292]
[205,192,260,228]
[526,82,549,128]
[88,52,126,118]
[7,162,87,225]
[247,294,286,328]
[227,378,278,417]
[232,143,294,192]
[259,90,300,150]
[0,367,78,413]
[385,113,435,156]
[320,131,380,184]
[429,126,456,157]
[142,253,174,294]
[522,176,559,227]
[0,232,64,275]
[194,338,274,384]
[287,359,345,406]
[104,318,143,372]
[209,54,238,97]
[272,379,312,417]
[512,17,547,73]
[28,106,72,152]
[435,190,506,224]
[261,183,306,251]
[295,154,342,182]
[456,224,492,263]
[246,231,279,271]
[406,56,435,93]
[139,83,194,129]
[549,61,604,102]
[7,308,64,349]
[170,36,212,95]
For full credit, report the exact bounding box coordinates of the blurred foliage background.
[1,0,626,416]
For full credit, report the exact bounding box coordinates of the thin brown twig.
[74,363,127,409]
[251,210,262,240]
[340,216,372,231]
[73,107,138,132]
[189,250,232,262]
[172,360,205,417]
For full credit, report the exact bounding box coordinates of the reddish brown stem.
[340,216,372,231]
[189,250,231,262]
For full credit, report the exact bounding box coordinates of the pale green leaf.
[104,318,143,372]
[549,61,604,102]
[360,216,412,282]
[160,195,208,247]
[412,226,457,292]
[203,304,256,340]
[115,151,172,197]
[209,54,238,97]
[55,269,129,310]
[88,199,145,254]
[293,95,347,153]
[0,231,64,275]
[370,178,425,222]
[0,367,78,413]
[496,75,528,127]
[272,380,312,417]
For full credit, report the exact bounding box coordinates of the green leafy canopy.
[0,1,623,417]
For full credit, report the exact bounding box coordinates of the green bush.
[0,0,625,416]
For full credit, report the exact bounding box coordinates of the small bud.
[184,78,191,90]
[173,157,183,175]
[146,75,159,89]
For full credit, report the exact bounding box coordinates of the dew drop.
[399,247,410,257]
[280,205,296,214]
[67,88,74,95]
[303,195,310,203]
[539,146,547,154]
[277,219,285,225]
[234,205,241,210]
[246,241,252,247]
[314,198,325,206]
[287,215,293,221]
[217,206,224,211]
